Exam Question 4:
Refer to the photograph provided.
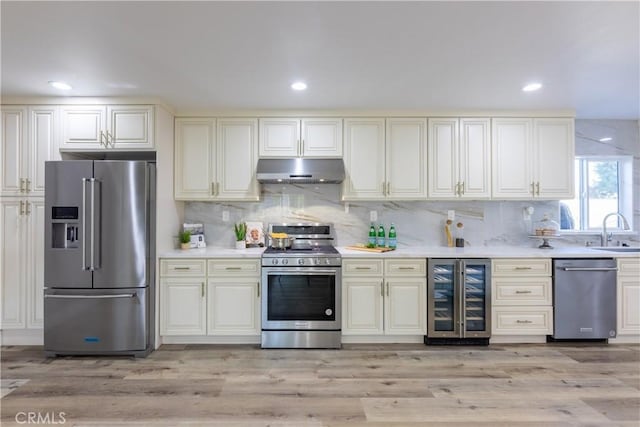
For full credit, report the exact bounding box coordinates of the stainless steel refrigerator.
[44,160,155,357]
[426,259,491,344]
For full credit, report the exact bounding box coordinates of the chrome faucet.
[601,212,631,246]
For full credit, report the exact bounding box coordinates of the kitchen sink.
[592,247,640,253]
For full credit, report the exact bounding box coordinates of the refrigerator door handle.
[89,178,102,271]
[45,293,137,299]
[82,178,89,270]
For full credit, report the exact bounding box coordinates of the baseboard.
[341,335,423,344]
[0,329,44,346]
[161,335,261,345]
[490,335,548,344]
[609,335,640,344]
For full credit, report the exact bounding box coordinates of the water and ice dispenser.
[51,206,79,249]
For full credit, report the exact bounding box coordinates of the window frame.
[560,155,633,233]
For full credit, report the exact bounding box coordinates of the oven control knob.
[325,258,331,265]
[272,259,279,265]
[282,259,289,265]
[298,259,305,265]
[315,258,321,265]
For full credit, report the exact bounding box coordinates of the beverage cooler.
[426,259,491,344]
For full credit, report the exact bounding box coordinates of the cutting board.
[345,245,396,253]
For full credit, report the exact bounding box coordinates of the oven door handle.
[265,269,338,274]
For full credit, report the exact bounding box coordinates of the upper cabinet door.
[174,118,216,200]
[29,107,59,196]
[216,118,260,200]
[533,118,574,199]
[491,118,533,199]
[301,118,343,157]
[258,118,300,157]
[1,106,28,196]
[342,118,386,200]
[427,118,458,199]
[459,118,491,199]
[60,106,107,149]
[386,118,427,199]
[107,105,154,150]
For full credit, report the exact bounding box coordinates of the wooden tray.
[345,245,396,253]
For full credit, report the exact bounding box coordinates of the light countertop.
[161,245,639,259]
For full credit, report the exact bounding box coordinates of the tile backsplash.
[185,119,639,249]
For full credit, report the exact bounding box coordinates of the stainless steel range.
[261,223,341,349]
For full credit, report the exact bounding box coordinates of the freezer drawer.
[44,288,148,354]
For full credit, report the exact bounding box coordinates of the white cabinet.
[207,259,261,336]
[174,118,259,201]
[0,199,44,330]
[428,118,491,199]
[617,258,640,336]
[60,105,154,150]
[259,118,342,158]
[491,258,553,337]
[342,258,426,336]
[342,118,427,200]
[159,259,207,335]
[1,106,59,197]
[492,118,574,199]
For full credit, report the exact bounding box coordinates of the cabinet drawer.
[492,259,551,276]
[492,277,552,306]
[618,258,640,276]
[385,259,426,276]
[208,259,260,276]
[492,307,553,335]
[343,259,384,276]
[160,259,206,276]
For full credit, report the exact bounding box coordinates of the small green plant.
[234,222,247,241]
[179,230,191,244]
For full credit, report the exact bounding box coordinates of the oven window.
[267,274,336,321]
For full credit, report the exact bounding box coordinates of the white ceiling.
[1,1,638,118]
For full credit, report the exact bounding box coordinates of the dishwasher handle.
[561,267,618,272]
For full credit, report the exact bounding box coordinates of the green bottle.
[368,223,377,247]
[377,224,386,247]
[388,223,397,249]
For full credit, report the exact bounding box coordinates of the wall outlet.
[447,210,455,221]
[523,206,534,221]
[222,211,229,222]
[370,210,378,222]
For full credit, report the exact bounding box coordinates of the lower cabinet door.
[618,276,640,335]
[342,277,384,335]
[207,278,260,335]
[160,278,206,335]
[385,278,427,335]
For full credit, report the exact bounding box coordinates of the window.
[561,156,633,231]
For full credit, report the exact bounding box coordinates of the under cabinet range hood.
[256,158,345,184]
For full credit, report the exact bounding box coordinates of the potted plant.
[234,222,247,249]
[179,230,191,250]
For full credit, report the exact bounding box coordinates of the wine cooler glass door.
[463,261,491,337]
[428,260,459,337]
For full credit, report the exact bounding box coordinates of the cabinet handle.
[297,139,301,157]
[25,179,31,193]
[19,200,25,215]
[19,178,24,193]
[398,267,415,270]
[174,266,191,270]
[355,266,372,270]
[380,281,384,297]
[225,267,242,270]
[381,182,386,196]
[99,131,105,147]
[106,131,115,147]
[387,182,391,195]
[455,182,460,196]
[460,182,465,195]
[211,182,215,196]
[25,202,31,215]
[301,139,305,155]
[536,182,540,196]
[257,282,260,298]
[216,182,219,196]
[514,267,532,270]
[516,319,533,324]
[386,282,389,296]
[530,182,535,196]
[515,290,532,294]
[201,282,205,298]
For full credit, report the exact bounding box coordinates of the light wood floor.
[1,343,639,426]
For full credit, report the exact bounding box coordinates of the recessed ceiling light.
[291,81,307,91]
[48,81,72,90]
[599,137,613,142]
[522,82,542,92]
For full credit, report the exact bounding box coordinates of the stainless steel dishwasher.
[553,259,617,340]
